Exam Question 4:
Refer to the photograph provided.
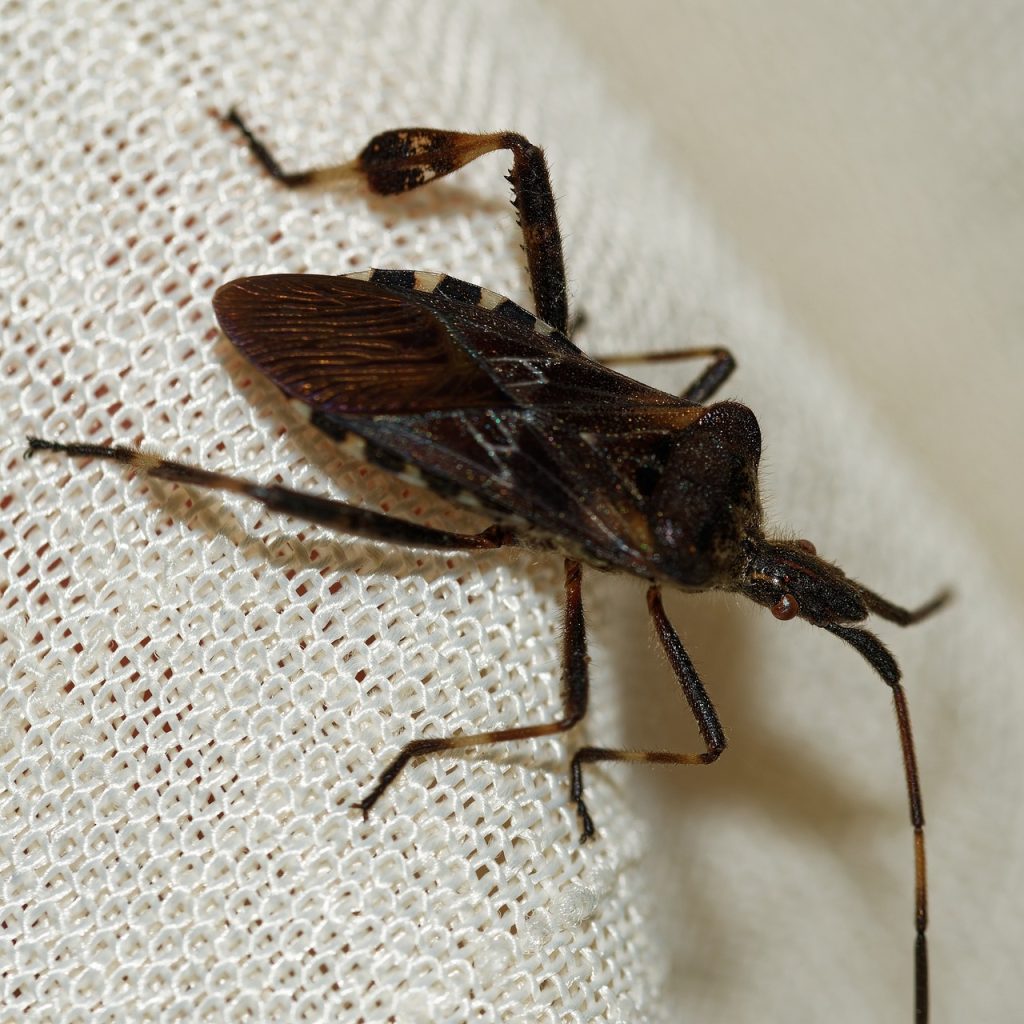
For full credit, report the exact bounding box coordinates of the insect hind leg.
[225,109,570,335]
[224,109,316,187]
[24,438,517,551]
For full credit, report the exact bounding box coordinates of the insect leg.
[225,110,569,334]
[223,109,315,187]
[24,439,517,551]
[357,558,591,820]
[598,346,736,403]
[570,584,726,840]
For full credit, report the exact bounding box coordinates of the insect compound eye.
[771,593,800,621]
[795,538,817,555]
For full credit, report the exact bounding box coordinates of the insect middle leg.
[569,585,727,837]
[358,564,727,843]
[598,346,736,403]
[356,558,591,821]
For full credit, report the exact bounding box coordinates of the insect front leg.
[225,109,570,335]
[24,439,518,551]
[598,346,736,403]
[357,558,591,823]
[570,584,727,839]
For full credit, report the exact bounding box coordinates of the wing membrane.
[214,272,705,569]
[214,274,678,415]
[329,404,703,568]
[214,275,509,413]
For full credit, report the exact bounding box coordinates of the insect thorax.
[650,401,764,589]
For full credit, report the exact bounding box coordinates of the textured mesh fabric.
[2,1,1020,1022]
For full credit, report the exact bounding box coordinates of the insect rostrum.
[26,110,948,1022]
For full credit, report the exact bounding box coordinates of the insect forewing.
[213,271,705,570]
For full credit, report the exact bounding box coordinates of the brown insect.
[27,109,948,1021]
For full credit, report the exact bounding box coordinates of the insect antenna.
[859,585,951,626]
[823,619,932,1022]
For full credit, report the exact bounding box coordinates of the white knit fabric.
[2,1,1020,1022]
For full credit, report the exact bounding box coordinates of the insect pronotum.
[27,109,948,1021]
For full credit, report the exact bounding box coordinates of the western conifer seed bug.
[27,109,949,1021]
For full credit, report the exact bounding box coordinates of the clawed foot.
[576,797,595,844]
